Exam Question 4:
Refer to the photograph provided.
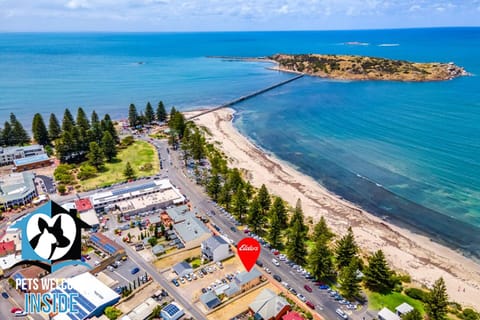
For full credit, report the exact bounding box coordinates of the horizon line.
[1,25,479,34]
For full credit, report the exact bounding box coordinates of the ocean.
[1,29,479,256]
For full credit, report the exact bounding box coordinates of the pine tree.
[308,236,334,281]
[128,103,138,128]
[226,168,243,193]
[0,127,3,146]
[55,130,74,162]
[91,110,99,124]
[338,258,362,300]
[364,250,394,293]
[313,216,334,242]
[10,113,30,145]
[101,131,117,162]
[102,114,119,143]
[268,197,288,229]
[244,181,254,199]
[267,205,283,249]
[62,108,75,132]
[76,107,90,131]
[289,199,308,233]
[156,101,167,122]
[425,277,449,320]
[145,102,155,124]
[207,173,221,201]
[247,197,265,235]
[1,122,12,146]
[218,184,232,210]
[87,142,104,169]
[335,227,358,270]
[257,184,271,214]
[232,189,248,223]
[32,113,50,146]
[124,162,135,180]
[286,217,308,265]
[401,309,423,320]
[48,113,62,141]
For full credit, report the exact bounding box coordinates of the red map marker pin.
[237,237,261,272]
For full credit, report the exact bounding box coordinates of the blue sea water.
[1,29,479,256]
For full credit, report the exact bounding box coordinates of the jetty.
[187,74,304,120]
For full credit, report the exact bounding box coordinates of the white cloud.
[65,0,91,9]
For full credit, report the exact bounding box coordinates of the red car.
[306,301,315,309]
[304,284,313,292]
[11,307,23,313]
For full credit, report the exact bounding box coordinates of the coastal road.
[151,136,374,320]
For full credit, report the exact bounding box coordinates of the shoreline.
[189,108,480,309]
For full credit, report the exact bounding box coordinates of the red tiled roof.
[74,198,93,212]
[0,240,15,255]
[282,311,305,320]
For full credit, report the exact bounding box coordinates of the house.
[120,298,159,320]
[234,268,263,292]
[378,307,401,320]
[75,198,93,212]
[199,291,222,310]
[152,244,165,255]
[395,303,414,316]
[249,288,290,320]
[13,154,53,172]
[201,235,232,262]
[160,303,184,320]
[172,261,193,277]
[282,312,305,320]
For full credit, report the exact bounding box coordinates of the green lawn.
[368,291,425,314]
[80,140,159,191]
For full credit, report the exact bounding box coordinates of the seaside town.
[0,102,478,320]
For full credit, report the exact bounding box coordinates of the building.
[249,288,291,320]
[282,312,305,320]
[378,307,401,320]
[395,303,414,316]
[120,298,159,320]
[0,240,15,257]
[0,145,45,166]
[199,291,222,310]
[13,154,52,172]
[165,205,190,223]
[80,210,100,230]
[11,266,49,293]
[173,213,210,248]
[152,244,165,255]
[52,272,120,320]
[90,232,124,256]
[172,261,193,277]
[75,198,93,212]
[234,268,263,292]
[90,179,185,214]
[201,236,232,262]
[0,172,37,210]
[160,302,184,320]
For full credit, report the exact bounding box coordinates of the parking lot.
[168,256,245,303]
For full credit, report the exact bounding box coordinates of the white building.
[378,307,401,320]
[0,145,44,166]
[201,235,232,262]
[395,303,414,316]
[0,172,37,210]
[52,272,120,320]
[120,298,159,320]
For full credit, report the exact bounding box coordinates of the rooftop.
[203,235,228,250]
[80,210,100,227]
[0,172,36,203]
[174,213,210,244]
[13,153,50,166]
[235,267,262,286]
[122,297,159,320]
[75,198,93,212]
[0,144,43,154]
[161,302,184,317]
[172,261,193,277]
[199,291,222,309]
[396,303,414,314]
[165,205,190,223]
[378,307,401,320]
[249,288,290,320]
[283,311,305,320]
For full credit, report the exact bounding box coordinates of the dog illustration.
[29,216,71,260]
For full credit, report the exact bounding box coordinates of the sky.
[0,0,479,32]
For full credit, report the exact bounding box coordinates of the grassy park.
[80,140,159,191]
[368,290,425,314]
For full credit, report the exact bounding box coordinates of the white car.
[272,259,280,266]
[264,267,271,274]
[297,293,307,302]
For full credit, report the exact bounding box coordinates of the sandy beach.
[191,108,480,309]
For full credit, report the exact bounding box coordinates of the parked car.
[11,307,22,313]
[304,284,313,292]
[264,267,271,274]
[272,258,280,266]
[297,293,306,302]
[273,274,282,282]
[336,308,348,320]
[255,260,263,268]
[230,226,237,232]
[2,292,9,299]
[306,301,315,309]
[131,267,140,274]
[171,279,180,287]
[319,284,330,290]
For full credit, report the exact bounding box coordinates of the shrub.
[77,164,97,180]
[54,164,75,184]
[461,308,480,320]
[405,287,428,302]
[57,185,66,194]
[121,136,134,147]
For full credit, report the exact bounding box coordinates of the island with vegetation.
[269,53,469,81]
